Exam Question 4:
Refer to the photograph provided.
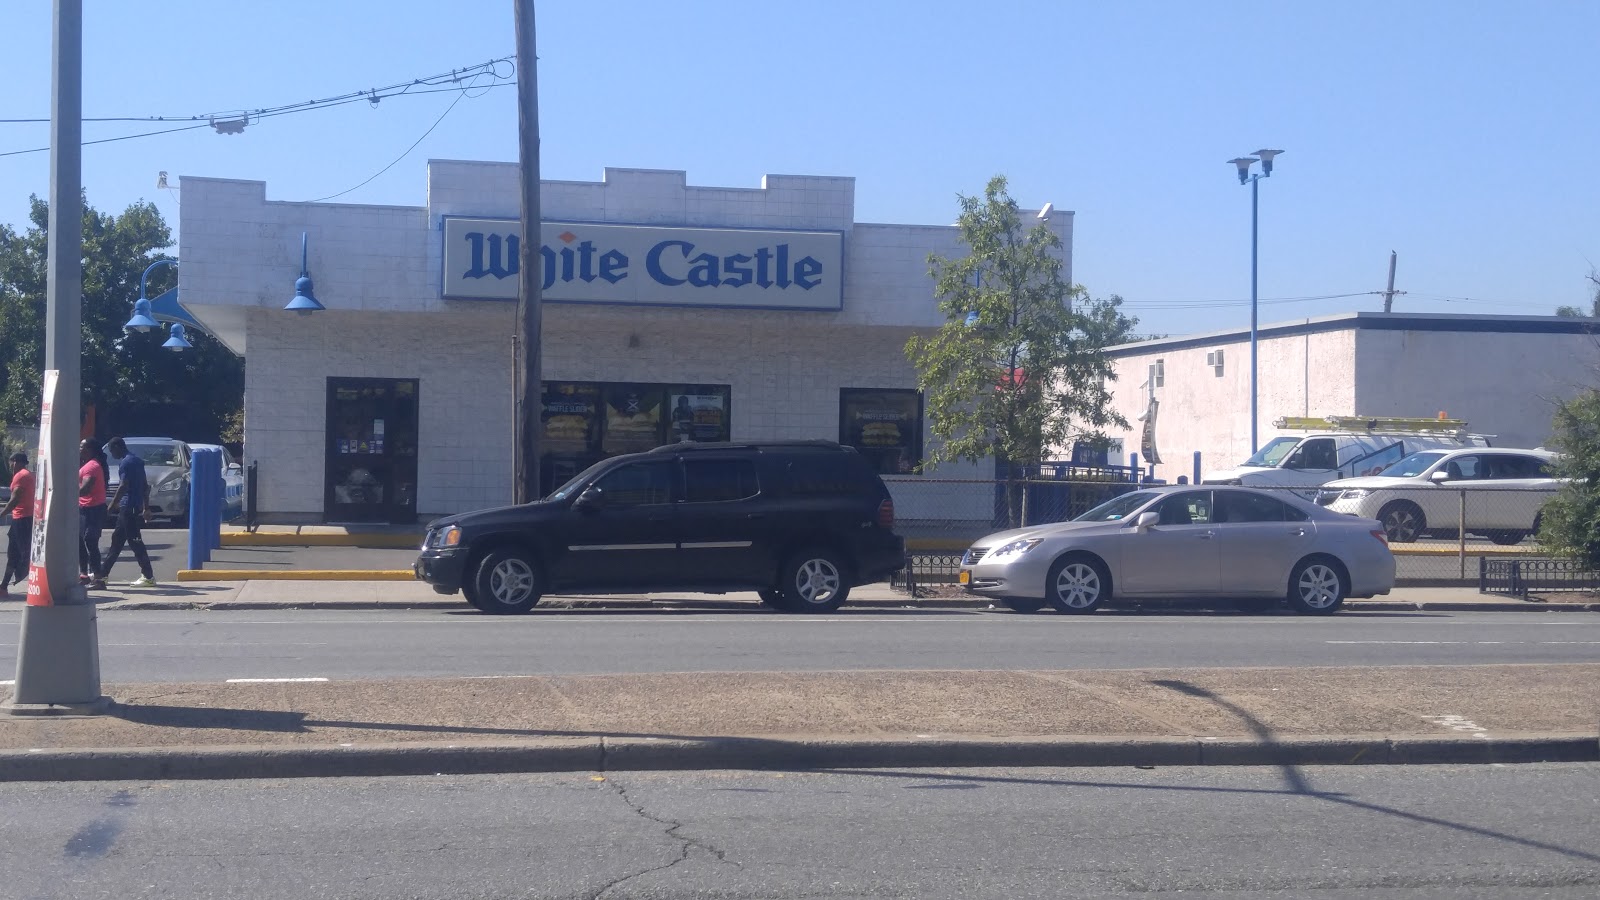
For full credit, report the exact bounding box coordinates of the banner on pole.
[25,370,59,607]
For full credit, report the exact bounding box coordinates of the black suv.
[415,441,905,614]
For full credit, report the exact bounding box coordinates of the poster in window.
[667,387,730,443]
[541,382,601,455]
[841,389,922,475]
[602,386,664,454]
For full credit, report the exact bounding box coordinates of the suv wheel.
[1377,501,1424,543]
[473,548,543,614]
[778,549,851,613]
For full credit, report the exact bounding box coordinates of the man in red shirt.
[78,439,107,583]
[0,452,35,597]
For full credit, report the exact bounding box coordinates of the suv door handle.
[1288,527,1307,536]
[1197,531,1215,540]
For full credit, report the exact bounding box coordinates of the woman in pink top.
[79,439,108,581]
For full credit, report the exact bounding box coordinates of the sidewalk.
[87,580,1600,613]
[2,664,1595,781]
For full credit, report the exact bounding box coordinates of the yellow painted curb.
[176,570,418,582]
[220,533,423,549]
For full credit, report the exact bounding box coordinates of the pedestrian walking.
[0,452,35,597]
[78,438,107,583]
[92,437,155,589]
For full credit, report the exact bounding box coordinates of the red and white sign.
[25,370,58,607]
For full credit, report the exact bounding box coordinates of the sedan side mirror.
[1132,511,1160,531]
[573,485,605,511]
[1429,470,1450,483]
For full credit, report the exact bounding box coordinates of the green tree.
[0,194,242,439]
[1538,389,1600,569]
[906,175,1135,526]
[1555,272,1600,317]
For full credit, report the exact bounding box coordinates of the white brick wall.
[1106,315,1600,483]
[180,163,1060,521]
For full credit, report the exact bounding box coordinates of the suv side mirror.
[1132,511,1160,531]
[574,485,605,511]
[1429,470,1450,483]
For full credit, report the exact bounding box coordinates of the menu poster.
[602,386,664,454]
[542,382,601,455]
[668,389,729,443]
[841,389,922,474]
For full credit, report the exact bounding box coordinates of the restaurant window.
[538,380,731,496]
[839,388,923,475]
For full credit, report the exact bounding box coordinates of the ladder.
[1272,414,1469,435]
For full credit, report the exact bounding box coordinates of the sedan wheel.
[1378,501,1424,543]
[1046,556,1107,614]
[1288,558,1345,615]
[472,549,543,615]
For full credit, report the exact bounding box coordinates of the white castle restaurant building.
[1103,312,1600,483]
[176,162,1073,524]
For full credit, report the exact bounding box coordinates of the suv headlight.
[156,479,183,493]
[1339,489,1370,500]
[987,538,1043,561]
[433,525,462,549]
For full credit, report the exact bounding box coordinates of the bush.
[1537,390,1600,569]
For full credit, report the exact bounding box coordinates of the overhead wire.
[0,57,516,158]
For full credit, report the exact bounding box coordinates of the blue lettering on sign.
[464,229,827,293]
[463,232,519,280]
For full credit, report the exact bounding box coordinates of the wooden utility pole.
[513,0,542,503]
[1381,250,1398,313]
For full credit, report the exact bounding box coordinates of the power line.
[0,58,516,158]
[307,89,470,202]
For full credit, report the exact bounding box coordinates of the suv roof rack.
[645,439,854,454]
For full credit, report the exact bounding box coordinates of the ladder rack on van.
[1271,415,1470,436]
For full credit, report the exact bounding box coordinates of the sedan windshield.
[124,441,184,467]
[1378,451,1445,478]
[1242,437,1300,468]
[1074,490,1158,522]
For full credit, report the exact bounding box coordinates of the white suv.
[1318,448,1561,545]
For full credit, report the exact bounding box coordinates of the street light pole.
[7,0,107,715]
[1228,149,1283,454]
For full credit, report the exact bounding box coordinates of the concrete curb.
[96,596,1600,613]
[174,570,417,582]
[0,733,1592,782]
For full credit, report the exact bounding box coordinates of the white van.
[1202,416,1491,491]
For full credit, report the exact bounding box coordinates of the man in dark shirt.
[91,437,155,589]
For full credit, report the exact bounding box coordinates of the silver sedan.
[958,486,1395,615]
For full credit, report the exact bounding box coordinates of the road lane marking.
[224,677,329,683]
[1324,634,1600,640]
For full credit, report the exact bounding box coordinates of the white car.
[1318,448,1560,545]
[958,486,1395,616]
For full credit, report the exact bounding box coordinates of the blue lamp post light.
[161,323,192,351]
[284,231,325,315]
[123,258,175,333]
[1226,148,1284,454]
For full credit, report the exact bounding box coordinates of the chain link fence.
[886,479,1575,588]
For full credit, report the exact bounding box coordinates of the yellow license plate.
[958,570,971,584]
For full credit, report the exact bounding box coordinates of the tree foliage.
[1555,272,1600,317]
[906,176,1134,525]
[1538,389,1600,569]
[0,194,243,440]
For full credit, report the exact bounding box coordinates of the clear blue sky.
[4,1,1597,336]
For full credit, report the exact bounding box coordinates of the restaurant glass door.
[325,377,419,523]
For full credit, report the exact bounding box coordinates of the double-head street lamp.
[1226,148,1284,453]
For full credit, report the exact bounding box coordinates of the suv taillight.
[877,498,895,528]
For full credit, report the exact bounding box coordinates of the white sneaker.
[128,576,156,588]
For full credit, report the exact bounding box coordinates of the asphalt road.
[1,608,1596,683]
[1,764,1594,899]
[101,528,1520,587]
